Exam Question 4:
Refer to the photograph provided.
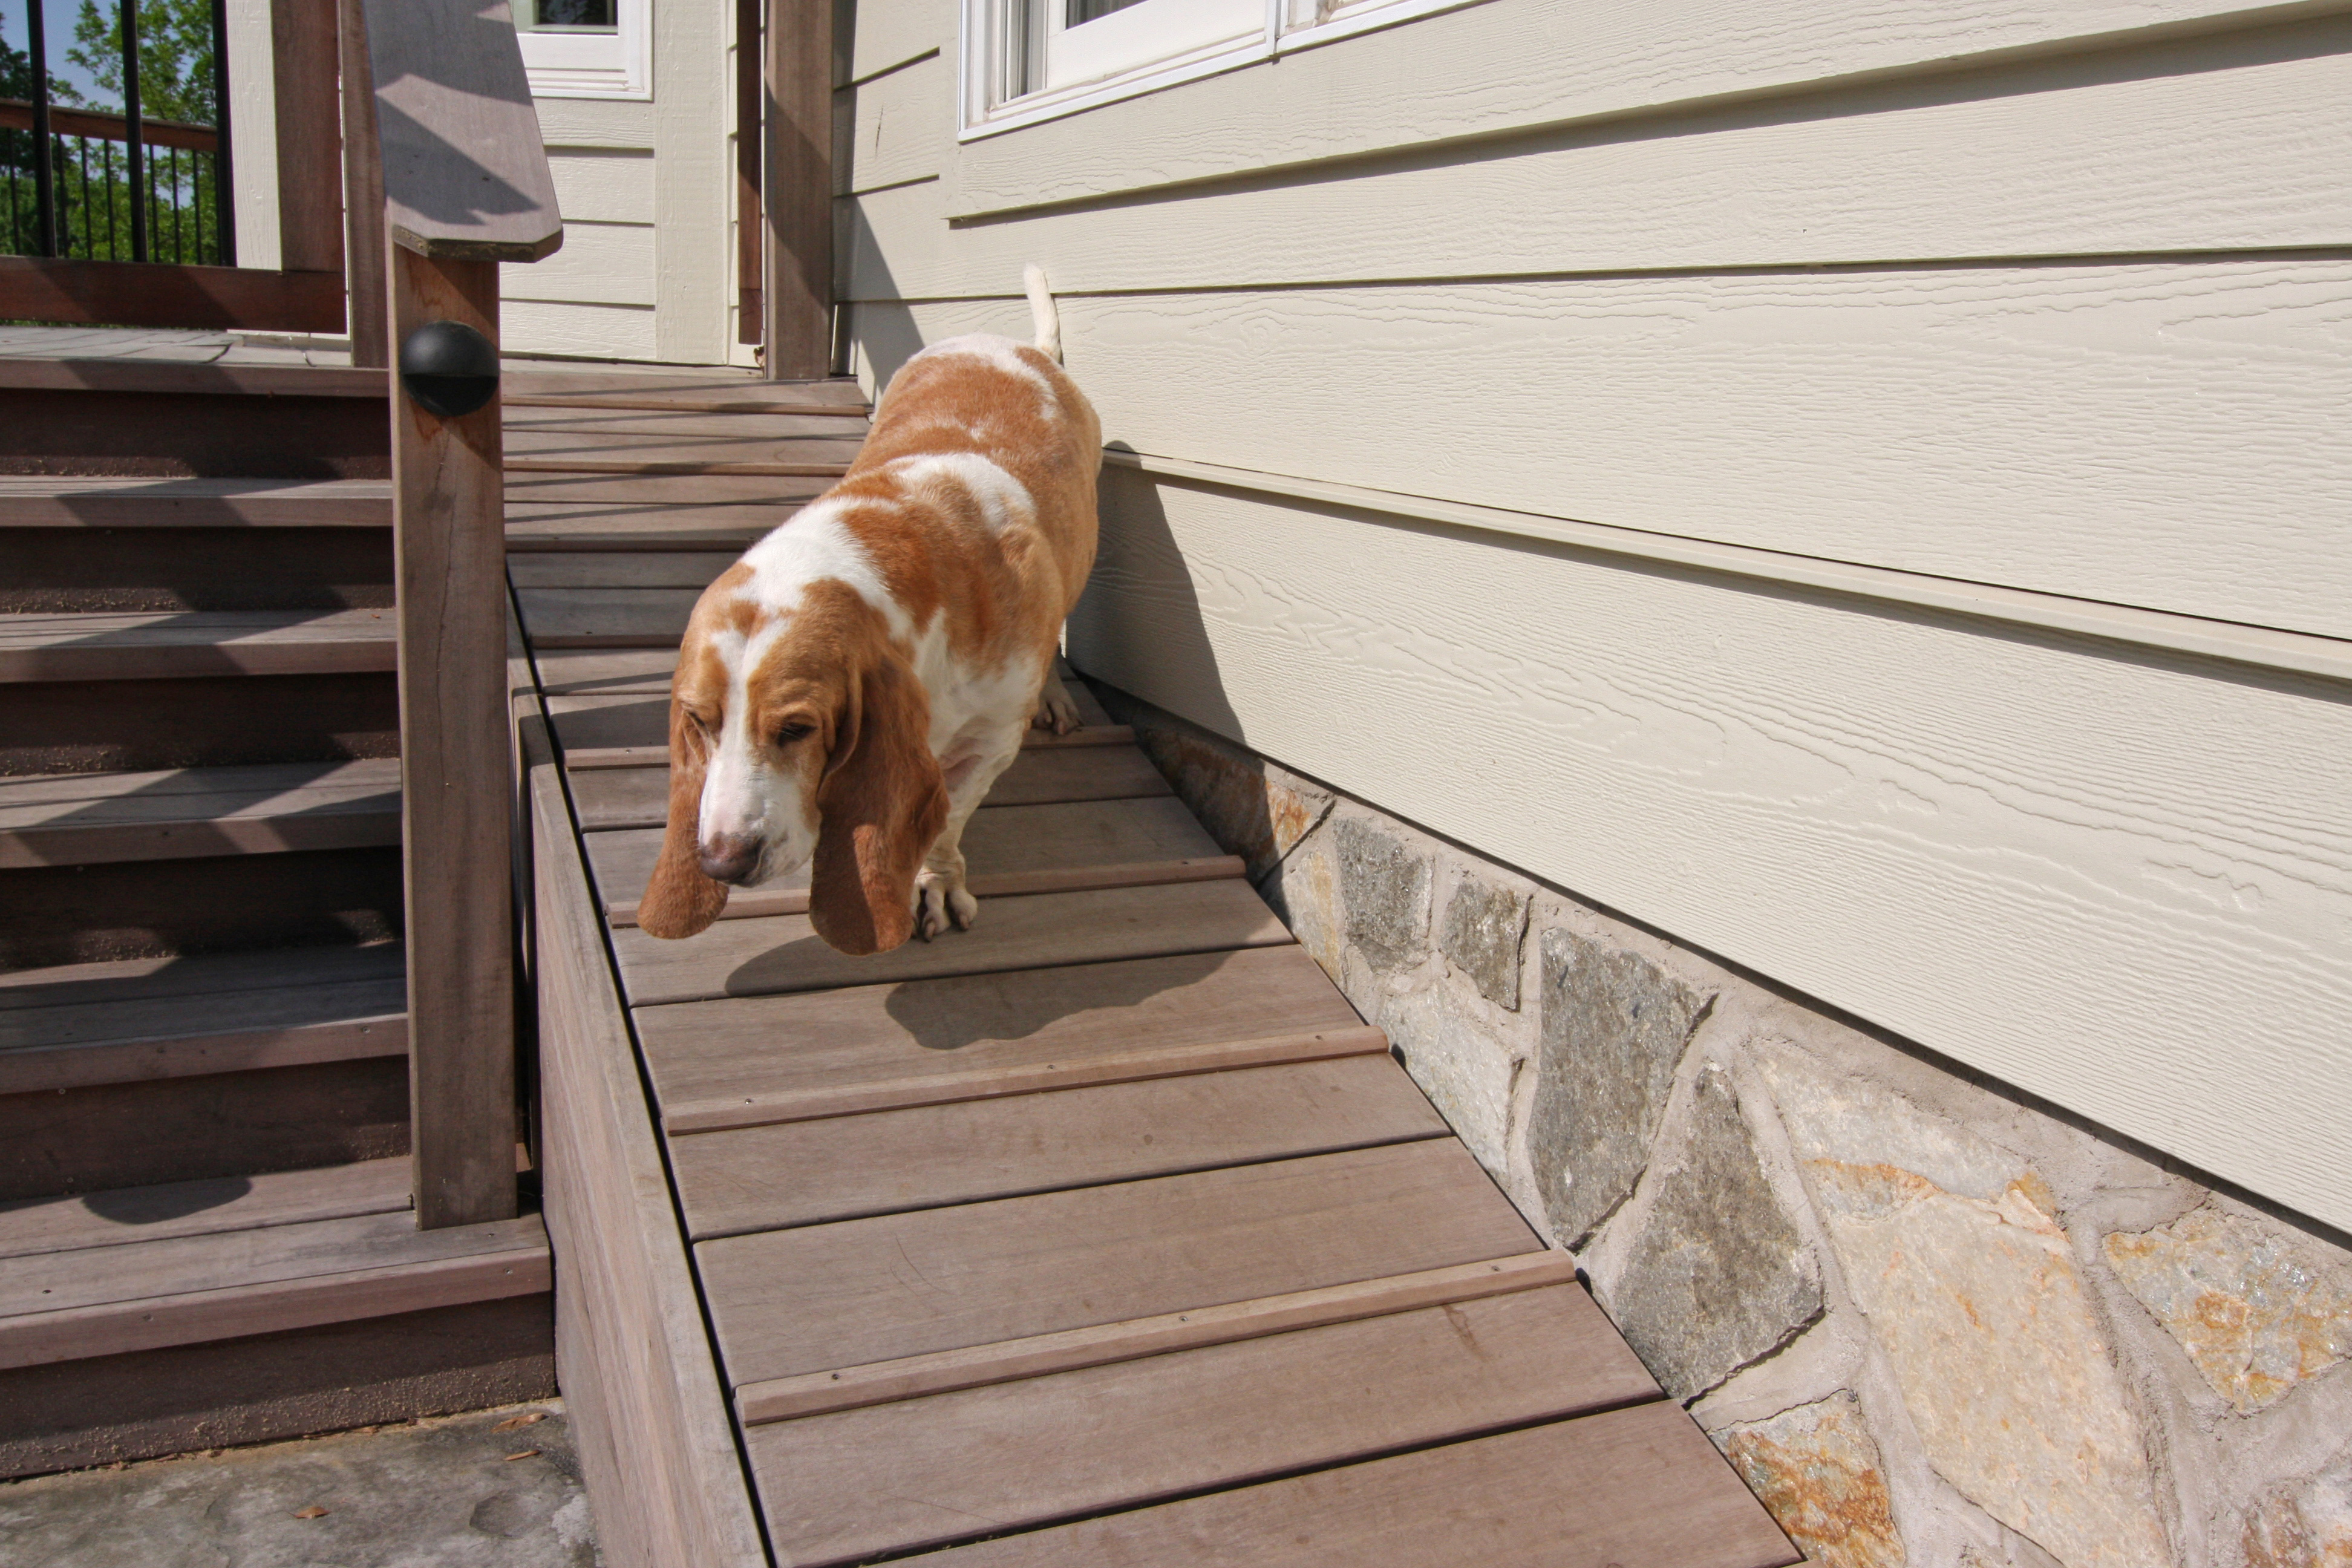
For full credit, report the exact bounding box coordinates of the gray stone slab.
[1606,1068,1821,1399]
[1527,927,1711,1246]
[1439,875,1527,1008]
[0,1400,599,1567]
[1335,818,1429,973]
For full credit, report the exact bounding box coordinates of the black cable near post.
[120,0,145,261]
[209,0,232,263]
[28,0,57,256]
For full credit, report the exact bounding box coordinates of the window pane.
[520,0,616,33]
[1068,0,1148,24]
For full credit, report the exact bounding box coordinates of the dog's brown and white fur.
[637,268,1100,955]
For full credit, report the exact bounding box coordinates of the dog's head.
[637,565,947,956]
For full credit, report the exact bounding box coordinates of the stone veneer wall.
[1085,678,2352,1568]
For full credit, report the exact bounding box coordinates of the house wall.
[832,0,2352,1241]
[1094,687,2352,1568]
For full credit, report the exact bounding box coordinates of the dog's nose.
[698,834,762,884]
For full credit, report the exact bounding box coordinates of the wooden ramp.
[508,373,1797,1568]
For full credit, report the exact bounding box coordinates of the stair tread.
[0,607,397,681]
[0,759,402,866]
[0,1156,414,1261]
[0,475,393,526]
[0,942,406,1011]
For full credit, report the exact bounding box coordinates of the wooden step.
[566,743,1169,831]
[0,1201,547,1370]
[0,609,397,682]
[0,477,393,527]
[504,498,818,552]
[748,1283,1656,1566]
[611,878,1292,1007]
[0,524,394,613]
[694,1138,1538,1387]
[502,370,866,413]
[903,1401,1799,1568]
[669,1055,1449,1238]
[635,944,1372,1134]
[0,943,407,1096]
[0,360,388,480]
[0,1155,413,1260]
[0,759,402,868]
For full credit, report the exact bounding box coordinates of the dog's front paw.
[1033,671,1082,736]
[915,871,981,941]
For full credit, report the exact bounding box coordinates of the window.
[964,0,1486,137]
[515,0,650,100]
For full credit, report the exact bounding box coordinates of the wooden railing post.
[391,244,515,1229]
[271,0,345,278]
[762,0,833,379]
[338,0,388,368]
[361,0,562,1229]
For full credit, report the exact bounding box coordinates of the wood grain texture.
[503,500,815,550]
[0,477,392,528]
[587,794,1217,915]
[0,258,347,334]
[766,0,835,377]
[563,745,1168,829]
[338,0,389,367]
[695,1138,1538,1383]
[0,981,406,1094]
[393,248,515,1230]
[733,1251,1578,1422]
[949,0,2318,215]
[359,0,563,260]
[610,878,1292,1006]
[0,1219,549,1371]
[504,413,864,463]
[670,1055,1446,1236]
[748,1285,1655,1564]
[635,941,1365,1129]
[508,550,742,589]
[271,0,345,273]
[1070,471,2352,1233]
[912,1400,1798,1568]
[868,261,2352,638]
[0,610,397,682]
[528,763,768,1568]
[0,759,402,867]
[0,1157,413,1260]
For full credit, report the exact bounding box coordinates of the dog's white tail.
[1023,264,1063,364]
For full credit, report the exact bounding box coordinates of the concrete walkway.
[0,1401,600,1567]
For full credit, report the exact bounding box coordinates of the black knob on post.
[398,320,501,419]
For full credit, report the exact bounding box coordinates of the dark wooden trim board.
[0,258,347,333]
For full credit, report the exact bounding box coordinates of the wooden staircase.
[0,361,552,1477]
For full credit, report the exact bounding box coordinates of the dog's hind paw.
[1032,671,1082,736]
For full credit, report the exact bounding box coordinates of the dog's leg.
[1033,667,1082,736]
[915,724,1024,939]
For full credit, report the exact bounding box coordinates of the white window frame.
[516,0,651,101]
[960,0,1491,140]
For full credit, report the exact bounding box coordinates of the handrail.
[0,100,220,154]
[359,0,563,262]
[353,0,561,1230]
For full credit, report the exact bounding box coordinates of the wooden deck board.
[508,550,744,589]
[633,944,1369,1132]
[0,608,397,682]
[586,795,1226,924]
[0,759,401,866]
[0,476,393,527]
[904,1401,1800,1568]
[694,1140,1537,1385]
[669,1056,1448,1237]
[747,1285,1657,1566]
[0,1157,413,1260]
[566,745,1169,829]
[610,878,1292,1006]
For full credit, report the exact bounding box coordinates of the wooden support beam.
[762,0,833,379]
[339,0,389,368]
[391,243,517,1230]
[0,256,345,333]
[734,0,763,346]
[272,0,345,275]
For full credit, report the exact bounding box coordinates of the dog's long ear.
[637,684,730,939]
[808,651,947,956]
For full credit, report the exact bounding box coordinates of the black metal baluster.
[102,137,116,255]
[28,0,57,255]
[77,136,92,256]
[208,0,230,263]
[120,0,145,261]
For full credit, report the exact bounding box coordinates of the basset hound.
[636,268,1101,956]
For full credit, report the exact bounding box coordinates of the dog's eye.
[773,722,814,747]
